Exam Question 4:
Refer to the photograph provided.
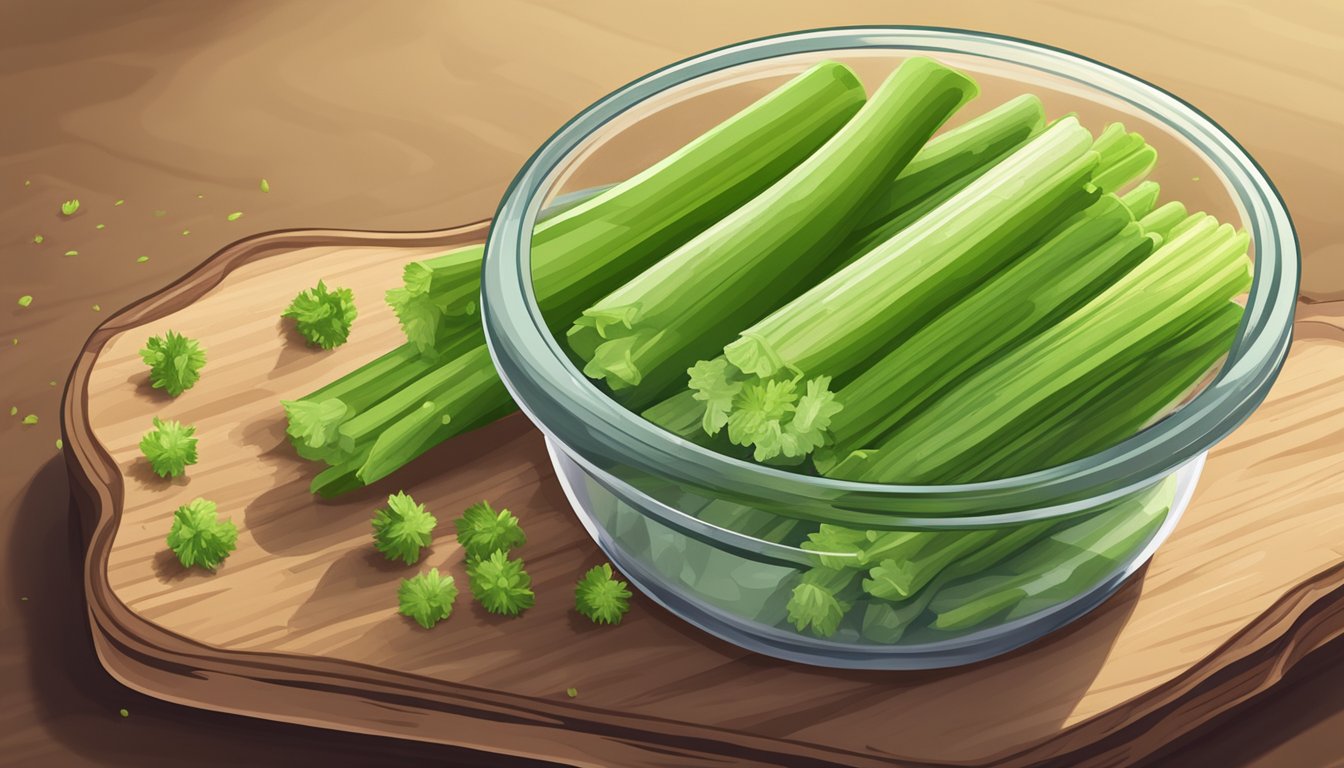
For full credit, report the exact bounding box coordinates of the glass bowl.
[481,28,1298,669]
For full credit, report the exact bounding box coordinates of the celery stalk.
[720,117,1098,384]
[863,529,1004,600]
[860,519,1054,642]
[336,331,485,452]
[929,478,1173,631]
[386,246,484,355]
[286,60,869,488]
[1119,180,1161,219]
[820,196,1152,464]
[834,219,1251,483]
[970,301,1242,480]
[536,61,869,330]
[849,94,1045,235]
[355,344,503,484]
[1139,201,1188,240]
[569,57,978,405]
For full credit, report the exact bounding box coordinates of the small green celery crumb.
[259,178,270,193]
[56,438,63,450]
[92,304,101,312]
[181,229,190,236]
[22,414,38,425]
[574,563,632,624]
[227,211,243,221]
[566,688,578,698]
[61,199,79,216]
[33,234,42,243]
[397,568,458,629]
[139,417,199,478]
[64,250,78,257]
[454,500,525,560]
[371,491,436,565]
[17,295,32,307]
[467,550,535,616]
[119,708,129,718]
[8,406,16,416]
[283,281,357,349]
[136,256,149,263]
[166,498,237,570]
[114,199,125,206]
[139,330,206,396]
[96,223,105,230]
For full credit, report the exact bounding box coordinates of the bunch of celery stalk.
[285,58,1249,640]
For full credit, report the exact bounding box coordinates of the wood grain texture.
[63,224,1344,768]
[4,2,1341,767]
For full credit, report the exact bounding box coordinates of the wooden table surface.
[1,1,1340,766]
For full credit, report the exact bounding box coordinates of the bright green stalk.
[1119,180,1160,218]
[284,333,480,464]
[1090,122,1135,158]
[832,218,1252,483]
[1139,201,1188,240]
[382,186,629,355]
[650,129,1147,451]
[720,117,1098,384]
[860,519,1054,643]
[355,344,504,485]
[386,246,484,355]
[335,330,484,452]
[832,168,984,271]
[1095,148,1157,193]
[969,300,1242,480]
[569,57,978,405]
[297,343,431,407]
[820,196,1152,465]
[308,344,511,496]
[535,61,869,331]
[310,457,369,498]
[1090,124,1156,193]
[1167,211,1208,240]
[642,389,711,443]
[288,61,868,483]
[929,478,1173,631]
[359,401,446,486]
[679,121,1098,462]
[849,94,1045,235]
[863,529,1004,601]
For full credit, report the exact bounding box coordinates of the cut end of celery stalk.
[1119,180,1161,219]
[1139,201,1189,240]
[722,334,786,379]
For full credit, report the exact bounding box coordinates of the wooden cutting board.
[63,222,1344,768]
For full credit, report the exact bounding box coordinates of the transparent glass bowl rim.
[481,26,1299,522]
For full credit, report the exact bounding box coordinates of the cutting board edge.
[59,224,1344,768]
